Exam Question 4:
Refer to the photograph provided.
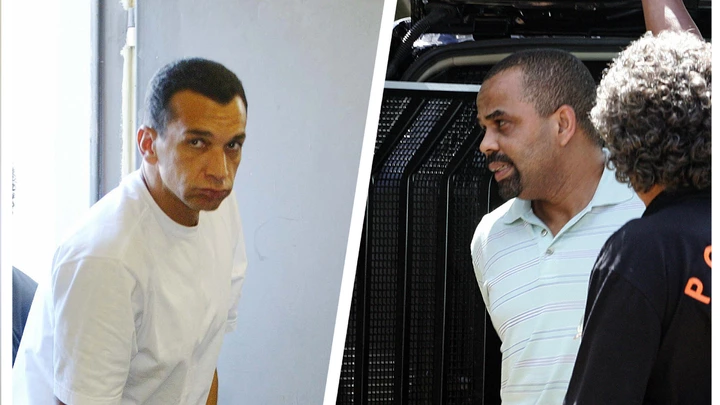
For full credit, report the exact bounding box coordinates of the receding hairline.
[158,89,248,131]
[476,66,535,109]
[142,57,248,135]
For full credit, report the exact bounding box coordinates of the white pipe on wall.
[120,0,136,176]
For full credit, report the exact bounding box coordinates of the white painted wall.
[136,1,385,403]
[3,0,92,287]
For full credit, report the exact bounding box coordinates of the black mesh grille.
[337,276,359,403]
[367,97,449,403]
[338,86,503,405]
[405,99,454,403]
[376,96,413,155]
[406,100,476,403]
[445,142,504,405]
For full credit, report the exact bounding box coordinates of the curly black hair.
[592,31,711,193]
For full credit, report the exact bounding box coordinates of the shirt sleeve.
[470,226,491,314]
[564,235,662,405]
[225,196,247,333]
[51,257,140,405]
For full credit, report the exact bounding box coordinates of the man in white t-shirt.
[13,57,249,405]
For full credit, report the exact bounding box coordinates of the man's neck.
[637,184,666,207]
[140,164,200,227]
[532,148,605,236]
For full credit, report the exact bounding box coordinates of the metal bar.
[90,0,103,203]
[399,98,464,404]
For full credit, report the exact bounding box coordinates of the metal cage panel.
[338,84,503,405]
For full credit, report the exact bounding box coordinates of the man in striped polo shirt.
[470,1,701,403]
[471,47,645,404]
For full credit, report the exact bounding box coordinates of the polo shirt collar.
[502,154,636,225]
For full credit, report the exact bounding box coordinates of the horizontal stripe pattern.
[498,301,586,336]
[470,168,645,404]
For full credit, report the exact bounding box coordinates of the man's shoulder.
[596,214,673,280]
[56,173,153,265]
[470,198,520,252]
[583,180,645,236]
[608,194,709,256]
[591,165,645,212]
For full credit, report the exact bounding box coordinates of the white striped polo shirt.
[470,165,645,405]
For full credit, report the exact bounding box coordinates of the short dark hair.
[483,49,601,145]
[592,31,711,193]
[143,57,247,135]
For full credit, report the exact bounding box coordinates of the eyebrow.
[185,129,246,142]
[476,109,505,127]
[483,110,505,121]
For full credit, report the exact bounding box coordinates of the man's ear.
[137,126,159,163]
[554,104,577,147]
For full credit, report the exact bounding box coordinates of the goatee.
[487,152,522,200]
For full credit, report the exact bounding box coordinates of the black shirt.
[564,190,711,405]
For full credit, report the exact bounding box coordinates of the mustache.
[487,152,514,166]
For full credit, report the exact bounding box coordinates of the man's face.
[153,90,247,216]
[476,68,558,201]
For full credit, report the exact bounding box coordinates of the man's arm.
[51,259,138,404]
[641,0,701,37]
[206,369,219,405]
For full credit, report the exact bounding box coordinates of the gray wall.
[135,1,384,403]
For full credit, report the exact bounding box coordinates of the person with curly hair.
[564,13,711,405]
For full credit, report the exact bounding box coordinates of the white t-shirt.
[470,165,645,405]
[13,170,247,405]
